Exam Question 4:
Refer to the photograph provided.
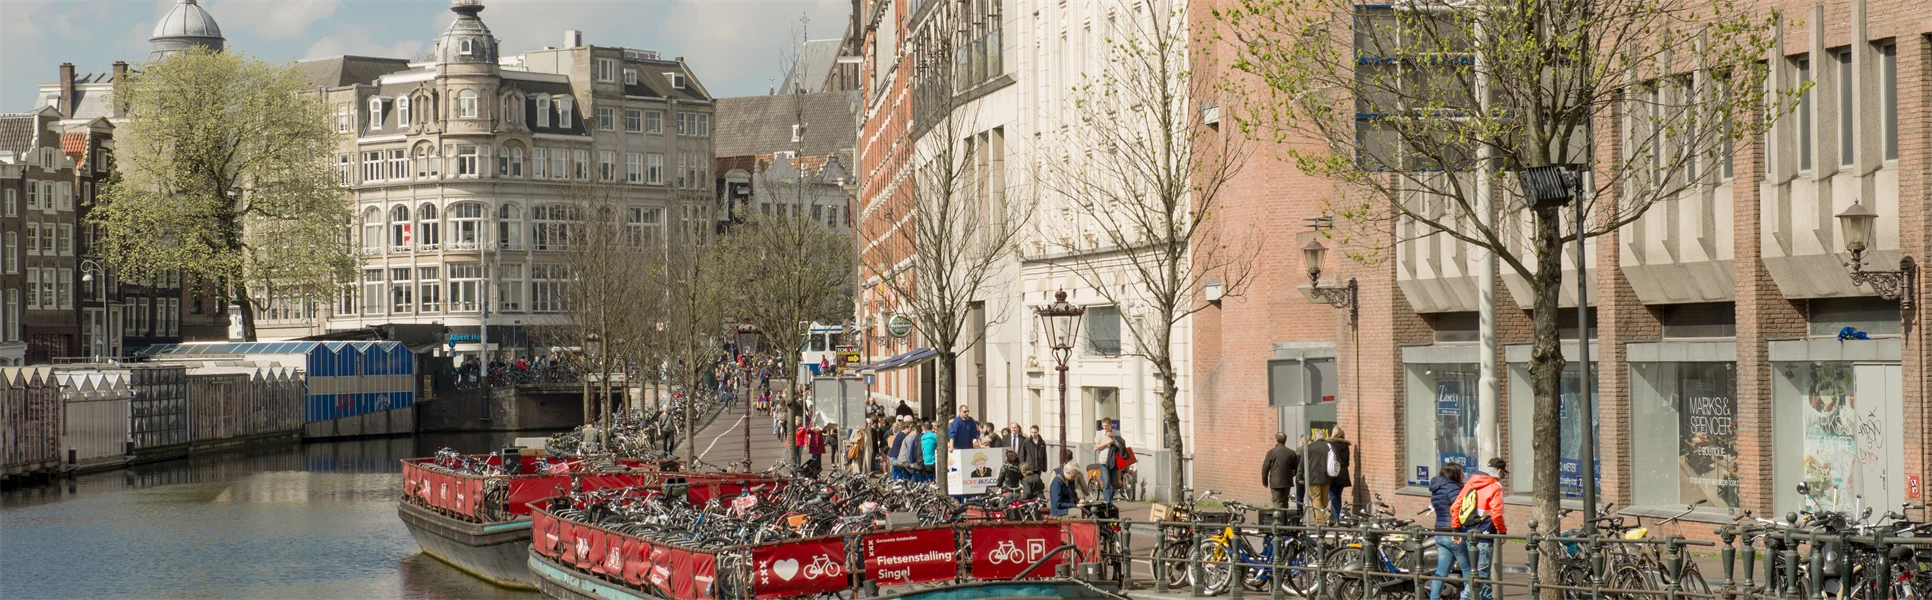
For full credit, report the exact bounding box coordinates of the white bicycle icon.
[803,554,844,579]
[986,540,1027,565]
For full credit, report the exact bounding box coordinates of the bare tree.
[863,40,1036,492]
[544,184,663,443]
[1219,0,1794,562]
[719,207,854,433]
[656,216,732,462]
[1045,0,1255,503]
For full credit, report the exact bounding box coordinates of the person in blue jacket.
[1429,462,1471,600]
[1048,465,1081,516]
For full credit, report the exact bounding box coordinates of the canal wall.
[416,385,587,433]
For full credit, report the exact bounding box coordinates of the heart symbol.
[773,558,800,581]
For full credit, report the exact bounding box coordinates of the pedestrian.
[948,405,980,449]
[982,423,1005,448]
[1019,463,1045,501]
[1006,423,1024,449]
[1092,418,1124,502]
[997,450,1024,490]
[888,420,910,480]
[1059,449,1090,500]
[809,422,828,469]
[1048,465,1081,517]
[919,421,940,482]
[895,399,915,419]
[1262,432,1301,509]
[1327,429,1353,521]
[1302,432,1333,525]
[1021,426,1048,475]
[791,417,807,468]
[1429,462,1471,600]
[1451,458,1508,600]
[773,414,784,441]
[893,420,923,481]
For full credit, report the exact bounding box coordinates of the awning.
[855,348,938,373]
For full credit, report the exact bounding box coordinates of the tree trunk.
[1528,206,1569,599]
[234,285,258,342]
[1157,363,1183,504]
[935,349,957,495]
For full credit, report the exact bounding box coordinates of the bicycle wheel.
[1278,537,1320,598]
[1156,538,1192,589]
[1321,546,1369,600]
[1191,538,1234,595]
[1610,565,1656,600]
[1676,561,1711,596]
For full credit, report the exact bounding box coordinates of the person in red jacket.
[1451,458,1508,600]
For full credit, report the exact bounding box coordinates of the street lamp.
[1515,163,1600,535]
[582,333,603,449]
[735,318,762,469]
[77,260,107,359]
[1302,238,1358,319]
[1034,289,1085,470]
[1835,200,1918,310]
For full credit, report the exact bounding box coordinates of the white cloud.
[305,25,426,61]
[210,0,342,40]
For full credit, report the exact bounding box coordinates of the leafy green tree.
[95,47,349,341]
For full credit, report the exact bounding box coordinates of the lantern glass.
[583,334,602,357]
[1302,239,1328,278]
[1836,201,1878,253]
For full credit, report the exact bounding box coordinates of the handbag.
[1114,442,1137,469]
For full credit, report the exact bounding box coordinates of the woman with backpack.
[1428,462,1471,600]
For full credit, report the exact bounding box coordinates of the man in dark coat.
[1302,433,1333,524]
[1020,425,1049,474]
[1261,432,1301,509]
[1326,430,1353,522]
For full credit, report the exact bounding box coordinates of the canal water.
[0,432,551,599]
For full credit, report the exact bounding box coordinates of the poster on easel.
[947,449,1004,495]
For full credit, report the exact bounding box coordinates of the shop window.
[1507,362,1599,496]
[1772,362,1906,515]
[1630,362,1739,508]
[1404,363,1481,485]
[1085,305,1121,356]
[1431,312,1479,343]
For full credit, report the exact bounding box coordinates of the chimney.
[563,30,583,48]
[112,62,129,118]
[58,63,76,119]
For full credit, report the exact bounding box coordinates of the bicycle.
[1187,492,1319,596]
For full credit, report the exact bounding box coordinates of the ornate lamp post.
[1835,200,1918,311]
[1034,290,1086,468]
[1302,239,1358,318]
[735,319,763,470]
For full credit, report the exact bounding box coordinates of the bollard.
[1272,523,1287,600]
[1720,525,1737,600]
[1155,542,1170,593]
[1192,526,1207,597]
[1739,528,1758,598]
[1807,532,1825,600]
[1362,529,1380,600]
[1313,524,1328,600]
[1872,535,1891,600]
[1666,536,1686,600]
[1526,520,1543,600]
[1781,521,1800,600]
[1590,534,1606,600]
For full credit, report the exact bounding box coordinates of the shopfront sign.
[969,524,1062,581]
[863,528,956,586]
[886,314,914,338]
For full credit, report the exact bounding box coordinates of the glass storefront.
[1630,362,1740,509]
[1404,363,1481,485]
[1772,362,1906,515]
[1507,363,1598,496]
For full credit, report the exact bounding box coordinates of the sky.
[0,0,852,111]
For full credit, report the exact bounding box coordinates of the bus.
[798,322,855,378]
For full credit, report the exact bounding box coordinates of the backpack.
[1326,448,1341,477]
[1451,484,1489,531]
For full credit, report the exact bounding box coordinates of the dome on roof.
[435,0,498,65]
[150,0,225,59]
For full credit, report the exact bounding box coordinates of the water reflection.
[0,432,554,599]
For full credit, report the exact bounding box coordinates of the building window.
[3,290,14,342]
[6,189,15,216]
[626,153,643,183]
[497,204,522,250]
[535,96,551,127]
[369,97,384,129]
[389,205,413,249]
[362,208,382,252]
[676,153,687,188]
[1795,56,1812,172]
[363,151,382,182]
[696,113,709,136]
[496,263,522,312]
[502,95,518,126]
[448,263,482,312]
[388,149,406,180]
[599,151,616,181]
[531,204,580,251]
[1837,49,1853,168]
[624,69,637,85]
[557,98,573,128]
[792,123,804,143]
[597,107,615,131]
[531,148,548,179]
[391,268,412,313]
[573,150,589,180]
[447,202,484,249]
[3,232,13,273]
[337,154,352,185]
[1771,362,1906,515]
[25,269,38,310]
[1085,305,1122,356]
[419,266,441,313]
[627,207,662,247]
[531,263,570,312]
[362,269,383,315]
[25,224,39,256]
[456,145,479,177]
[551,148,567,179]
[58,224,72,256]
[511,147,523,177]
[1508,361,1599,496]
[498,147,512,176]
[597,58,616,82]
[646,153,664,184]
[1879,43,1897,161]
[625,110,642,132]
[644,110,662,133]
[460,38,472,55]
[418,203,440,249]
[397,96,410,127]
[458,90,479,119]
[336,104,350,133]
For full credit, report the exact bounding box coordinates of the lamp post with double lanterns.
[1834,200,1918,311]
[735,319,762,470]
[1034,290,1086,468]
[582,333,603,450]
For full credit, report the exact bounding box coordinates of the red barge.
[398,453,780,589]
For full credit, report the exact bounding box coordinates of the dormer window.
[556,97,573,128]
[368,97,384,129]
[460,39,473,55]
[535,96,551,127]
[624,69,637,85]
[457,90,478,119]
[397,97,411,127]
[792,124,804,143]
[666,73,686,89]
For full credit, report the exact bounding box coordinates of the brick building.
[1191,0,1929,529]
